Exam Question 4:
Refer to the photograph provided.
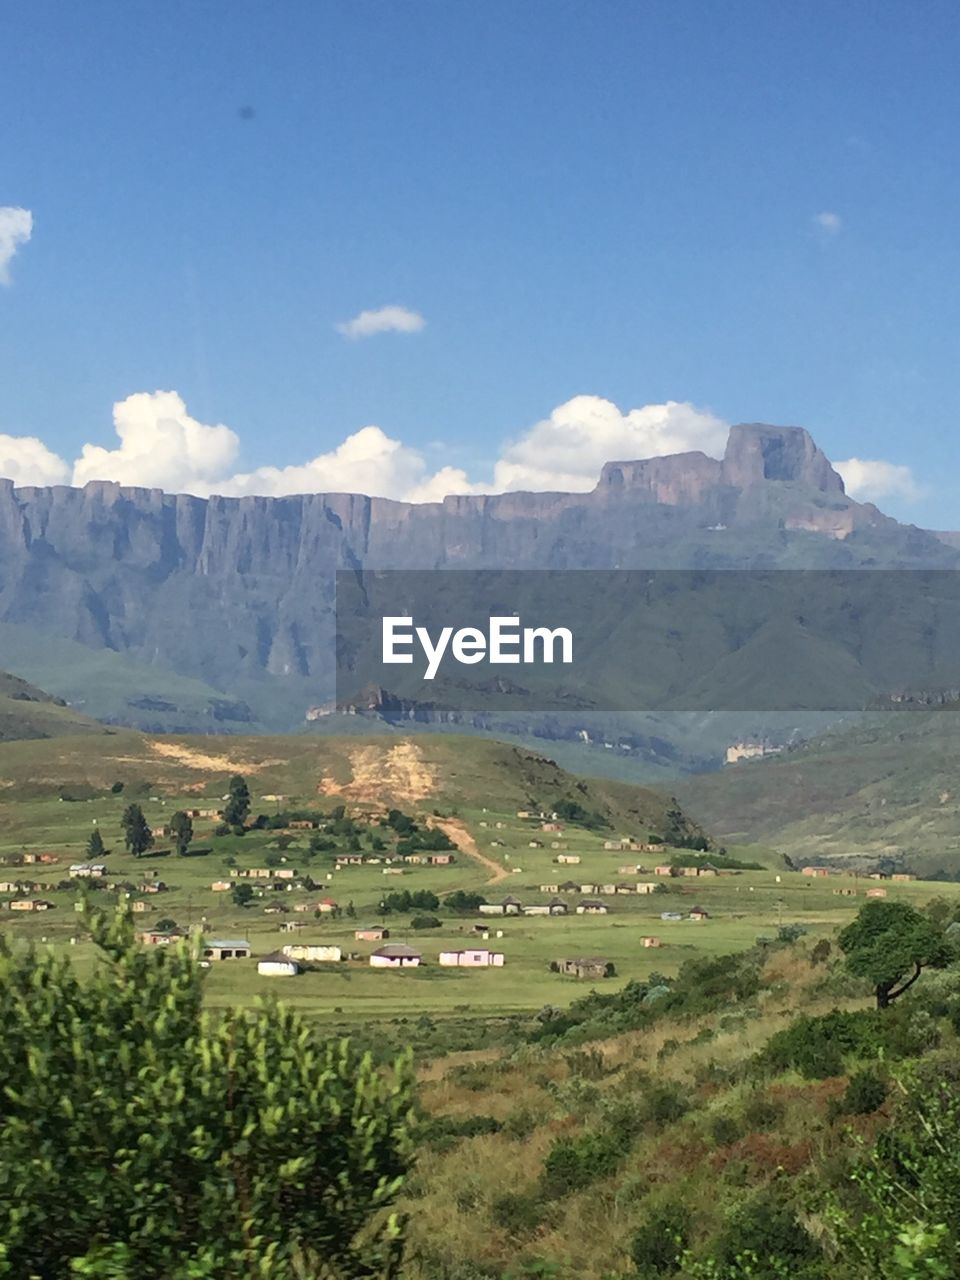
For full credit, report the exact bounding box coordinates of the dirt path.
[429,816,511,886]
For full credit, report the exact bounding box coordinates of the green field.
[3,729,958,1025]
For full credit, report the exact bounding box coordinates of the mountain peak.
[722,423,845,494]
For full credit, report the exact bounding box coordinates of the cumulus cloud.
[335,305,426,339]
[0,390,732,504]
[71,391,240,493]
[835,457,922,503]
[216,426,431,500]
[0,434,69,486]
[0,207,33,285]
[813,210,842,238]
[490,396,729,492]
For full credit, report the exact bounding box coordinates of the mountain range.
[0,422,954,752]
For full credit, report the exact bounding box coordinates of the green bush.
[540,1129,629,1196]
[0,904,414,1279]
[490,1191,546,1237]
[835,1068,888,1117]
[630,1198,690,1277]
[711,1191,821,1275]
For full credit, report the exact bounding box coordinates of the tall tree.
[0,904,413,1278]
[224,775,251,828]
[169,810,193,857]
[839,899,953,1009]
[120,803,153,858]
[86,828,106,859]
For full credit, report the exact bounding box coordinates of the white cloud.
[0,207,33,285]
[835,457,921,503]
[490,396,729,492]
[0,434,69,486]
[0,391,733,503]
[216,425,431,500]
[335,305,426,339]
[71,391,240,493]
[813,210,842,237]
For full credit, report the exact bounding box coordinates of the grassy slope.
[0,670,108,742]
[402,932,960,1280]
[676,711,960,875]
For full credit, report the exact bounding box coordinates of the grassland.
[3,729,958,1030]
[678,708,960,874]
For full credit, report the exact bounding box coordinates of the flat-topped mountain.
[0,424,950,733]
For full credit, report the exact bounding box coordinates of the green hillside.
[0,670,108,742]
[677,710,960,875]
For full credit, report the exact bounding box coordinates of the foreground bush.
[0,905,414,1279]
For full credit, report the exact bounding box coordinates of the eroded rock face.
[0,426,949,700]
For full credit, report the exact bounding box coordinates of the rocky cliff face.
[0,424,950,726]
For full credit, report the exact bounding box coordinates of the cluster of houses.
[0,852,59,867]
[478,894,612,917]
[539,879,662,896]
[138,927,508,974]
[802,865,918,882]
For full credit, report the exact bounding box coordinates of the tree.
[231,882,254,909]
[169,810,193,857]
[838,899,953,1009]
[120,804,153,858]
[223,775,251,829]
[0,903,413,1278]
[86,828,106,859]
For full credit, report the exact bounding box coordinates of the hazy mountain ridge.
[0,424,952,734]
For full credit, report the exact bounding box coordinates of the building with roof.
[203,939,252,960]
[257,951,301,977]
[370,943,422,968]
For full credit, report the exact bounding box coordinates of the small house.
[370,943,422,969]
[555,854,581,866]
[10,898,52,912]
[539,882,560,894]
[438,948,505,967]
[140,928,187,946]
[554,957,615,979]
[866,887,888,898]
[635,882,659,895]
[802,867,832,878]
[316,898,339,914]
[501,895,523,915]
[211,880,231,892]
[279,920,308,933]
[528,840,543,848]
[257,950,301,977]
[689,906,710,921]
[203,939,252,960]
[576,899,609,915]
[660,911,683,921]
[558,880,581,893]
[355,926,389,941]
[131,900,148,913]
[641,935,662,948]
[891,873,917,882]
[282,943,341,963]
[654,864,675,876]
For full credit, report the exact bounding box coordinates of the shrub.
[540,1129,628,1196]
[837,1068,888,1117]
[490,1191,546,1237]
[642,1083,690,1127]
[630,1198,690,1277]
[410,914,441,930]
[711,1191,820,1272]
[709,1113,744,1147]
[742,1091,784,1131]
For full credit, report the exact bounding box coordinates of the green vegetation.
[0,904,413,1278]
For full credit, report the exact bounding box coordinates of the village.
[0,779,948,1019]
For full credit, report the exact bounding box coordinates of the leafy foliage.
[838,900,953,1008]
[0,904,414,1279]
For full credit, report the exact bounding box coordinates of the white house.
[370,943,422,968]
[438,949,505,967]
[281,943,342,963]
[257,951,301,977]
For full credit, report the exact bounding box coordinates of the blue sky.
[2,0,960,521]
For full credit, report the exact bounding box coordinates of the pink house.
[438,948,505,967]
